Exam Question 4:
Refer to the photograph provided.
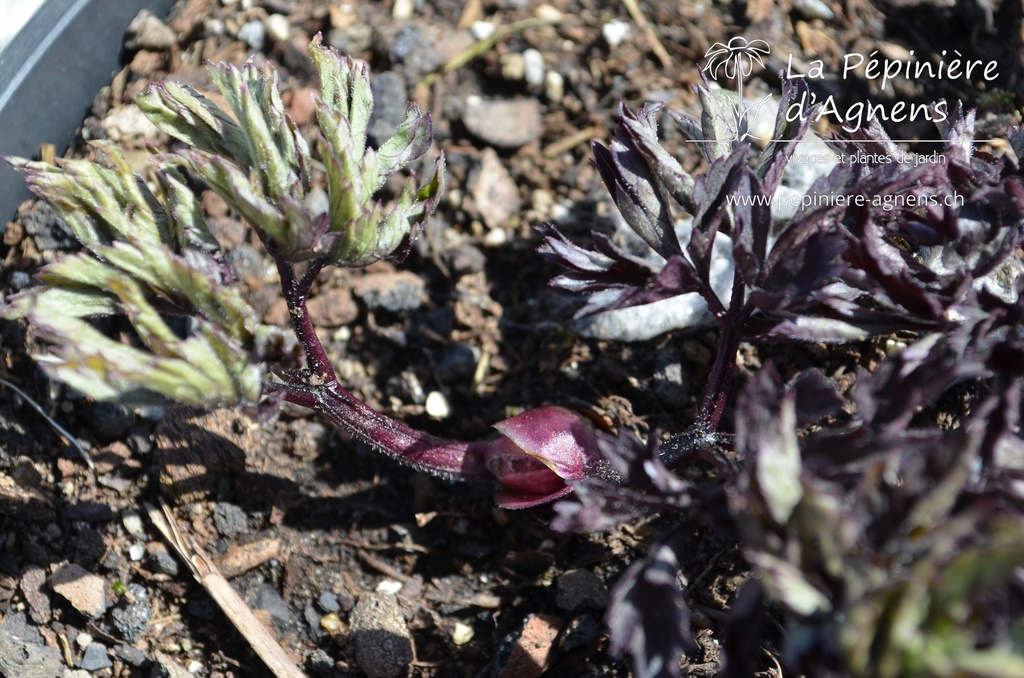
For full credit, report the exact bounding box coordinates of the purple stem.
[695,321,742,431]
[277,257,336,380]
[271,381,491,480]
[272,256,491,482]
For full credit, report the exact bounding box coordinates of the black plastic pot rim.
[0,0,175,225]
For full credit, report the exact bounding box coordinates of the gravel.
[79,643,112,671]
[350,592,414,678]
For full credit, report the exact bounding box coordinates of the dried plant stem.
[0,375,94,471]
[422,16,559,86]
[148,501,308,678]
[621,0,673,69]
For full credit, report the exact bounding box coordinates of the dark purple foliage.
[538,74,1024,676]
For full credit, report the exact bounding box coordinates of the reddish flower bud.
[486,406,614,509]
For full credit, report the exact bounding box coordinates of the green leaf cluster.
[2,144,265,405]
[138,34,444,267]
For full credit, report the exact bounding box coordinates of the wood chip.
[217,539,282,579]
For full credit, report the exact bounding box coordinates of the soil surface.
[0,0,1021,677]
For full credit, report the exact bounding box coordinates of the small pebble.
[92,402,135,441]
[75,633,93,651]
[238,20,266,50]
[367,71,409,146]
[150,549,180,576]
[128,544,145,562]
[560,614,602,652]
[535,4,564,21]
[254,586,295,627]
[500,53,526,81]
[114,644,150,668]
[425,391,450,419]
[126,10,176,50]
[213,502,248,536]
[471,21,495,40]
[376,579,403,595]
[111,584,151,643]
[523,49,545,87]
[392,0,415,19]
[463,96,544,148]
[469,148,523,229]
[122,509,145,536]
[328,23,373,54]
[496,614,563,677]
[79,643,112,671]
[264,14,290,43]
[317,591,341,613]
[452,622,474,645]
[51,564,107,618]
[320,612,342,632]
[794,0,835,20]
[602,19,631,48]
[350,592,413,678]
[204,18,225,36]
[8,270,31,290]
[556,569,610,612]
[309,649,334,674]
[544,71,564,103]
[352,271,425,313]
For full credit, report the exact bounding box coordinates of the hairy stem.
[276,257,335,382]
[270,255,491,482]
[271,381,491,481]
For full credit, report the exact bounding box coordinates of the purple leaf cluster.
[538,75,1024,676]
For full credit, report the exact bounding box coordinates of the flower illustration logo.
[701,37,772,142]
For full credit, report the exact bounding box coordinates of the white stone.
[376,579,403,594]
[544,71,564,103]
[122,509,144,536]
[452,622,474,645]
[523,49,545,87]
[392,0,415,20]
[602,19,631,48]
[264,14,290,43]
[794,0,835,20]
[204,19,225,36]
[238,20,265,50]
[425,391,450,419]
[470,21,495,40]
[535,4,564,21]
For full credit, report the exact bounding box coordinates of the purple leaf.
[607,535,694,678]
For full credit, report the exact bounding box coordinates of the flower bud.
[486,406,613,509]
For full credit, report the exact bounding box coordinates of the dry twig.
[148,501,308,678]
[0,375,94,471]
[621,0,673,69]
